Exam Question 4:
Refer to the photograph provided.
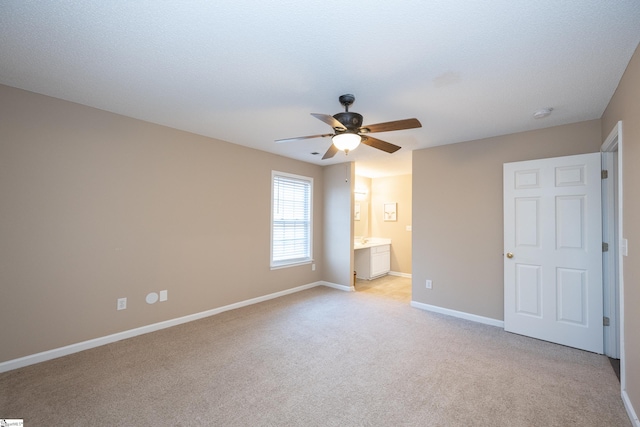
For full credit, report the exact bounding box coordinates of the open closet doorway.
[353,165,413,303]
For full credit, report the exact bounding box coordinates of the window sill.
[270,259,313,270]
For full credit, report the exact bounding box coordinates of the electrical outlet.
[426,280,432,289]
[117,297,127,310]
[312,263,316,271]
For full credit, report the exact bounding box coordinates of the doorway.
[354,167,413,300]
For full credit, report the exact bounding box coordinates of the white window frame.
[270,171,313,269]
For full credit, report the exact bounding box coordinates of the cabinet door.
[354,248,371,279]
[371,251,390,277]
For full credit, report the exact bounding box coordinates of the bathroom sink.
[354,238,391,250]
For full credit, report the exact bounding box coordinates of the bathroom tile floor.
[355,275,411,303]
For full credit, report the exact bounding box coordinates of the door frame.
[601,133,620,359]
[601,121,625,384]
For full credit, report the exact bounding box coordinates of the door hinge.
[603,316,610,326]
[603,242,609,252]
[602,170,608,179]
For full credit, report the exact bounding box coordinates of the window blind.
[271,172,312,267]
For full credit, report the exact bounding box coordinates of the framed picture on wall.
[354,203,361,221]
[384,202,397,221]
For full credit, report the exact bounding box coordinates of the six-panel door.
[504,153,603,353]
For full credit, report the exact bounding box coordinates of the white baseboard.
[320,281,354,292]
[0,281,325,373]
[389,271,412,278]
[410,300,504,328]
[623,389,640,427]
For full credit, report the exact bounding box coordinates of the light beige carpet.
[0,284,630,426]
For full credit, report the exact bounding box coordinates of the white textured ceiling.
[1,1,639,177]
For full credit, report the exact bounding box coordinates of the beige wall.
[371,174,412,275]
[602,43,640,419]
[412,120,602,320]
[323,163,354,287]
[0,85,324,363]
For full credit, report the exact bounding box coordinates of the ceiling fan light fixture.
[332,132,361,154]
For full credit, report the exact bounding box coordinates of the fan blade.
[361,136,401,154]
[322,143,339,159]
[360,118,421,133]
[311,113,347,131]
[275,134,333,143]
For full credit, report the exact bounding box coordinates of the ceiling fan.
[275,94,422,159]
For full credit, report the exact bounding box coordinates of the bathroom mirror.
[354,175,371,239]
[354,200,370,238]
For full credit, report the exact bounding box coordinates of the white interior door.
[504,153,603,354]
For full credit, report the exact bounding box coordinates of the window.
[271,171,313,268]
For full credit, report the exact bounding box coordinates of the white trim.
[320,281,354,292]
[615,122,626,392]
[389,271,412,278]
[410,301,504,328]
[623,389,640,427]
[601,150,619,358]
[602,122,638,427]
[0,281,325,373]
[602,121,622,151]
[269,260,313,271]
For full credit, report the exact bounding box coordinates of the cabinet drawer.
[371,244,390,254]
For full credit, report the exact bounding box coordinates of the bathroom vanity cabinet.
[355,243,391,280]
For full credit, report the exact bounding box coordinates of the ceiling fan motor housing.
[333,112,363,132]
